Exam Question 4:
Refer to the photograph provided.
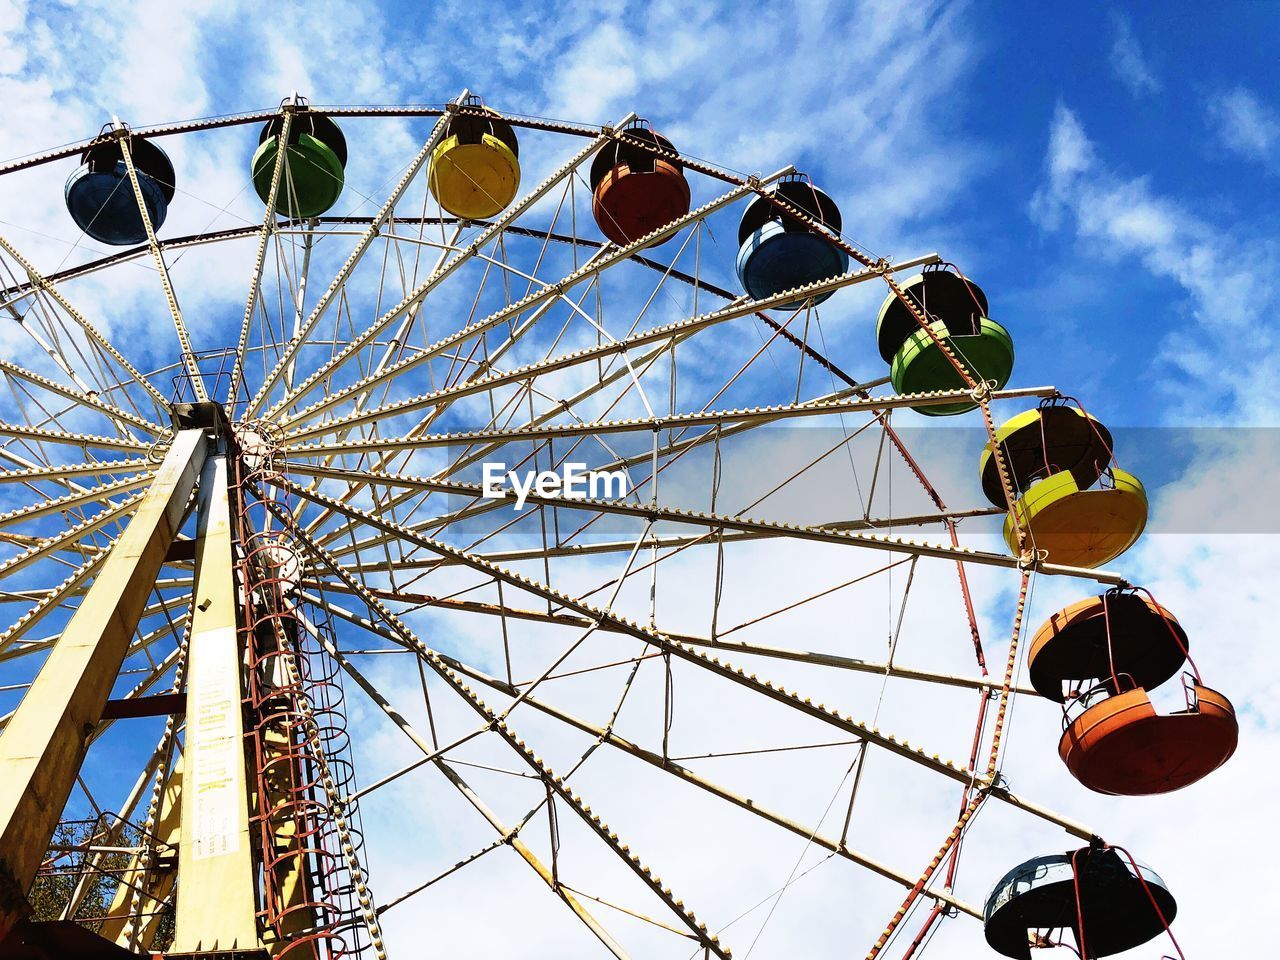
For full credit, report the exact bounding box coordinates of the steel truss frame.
[0,96,1121,960]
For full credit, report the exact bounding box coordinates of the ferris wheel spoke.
[381,758,633,954]
[275,171,783,434]
[272,221,471,531]
[0,217,555,307]
[0,565,179,610]
[0,583,85,606]
[0,298,94,398]
[290,599,635,957]
[0,473,153,533]
[243,92,466,419]
[308,559,1098,854]
[1,572,191,671]
[304,501,1002,575]
[302,577,1032,701]
[285,384,1053,454]
[439,647,986,921]
[228,111,294,404]
[0,421,154,455]
[282,520,733,960]
[0,590,190,671]
[290,455,1008,570]
[0,358,163,441]
[0,215,757,335]
[301,614,632,950]
[426,242,610,407]
[279,251,935,445]
[0,458,158,485]
[263,111,640,425]
[0,546,109,654]
[117,133,205,401]
[365,222,464,386]
[248,276,609,542]
[274,463,1114,584]
[289,326,675,552]
[443,235,594,304]
[414,661,733,956]
[332,379,867,557]
[434,320,672,483]
[290,566,1097,876]
[0,489,143,583]
[280,226,318,394]
[627,253,866,394]
[277,241,615,547]
[0,237,169,414]
[267,477,991,783]
[301,265,657,549]
[462,379,861,503]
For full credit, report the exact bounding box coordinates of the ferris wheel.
[0,91,1239,959]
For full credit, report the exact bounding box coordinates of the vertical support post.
[0,428,206,943]
[172,453,260,952]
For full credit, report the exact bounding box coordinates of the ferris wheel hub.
[232,419,284,473]
[170,399,231,436]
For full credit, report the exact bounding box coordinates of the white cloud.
[1109,12,1160,98]
[461,0,985,272]
[1031,103,1280,423]
[1206,85,1280,167]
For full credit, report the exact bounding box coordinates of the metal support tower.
[0,428,206,943]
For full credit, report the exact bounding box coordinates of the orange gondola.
[1059,683,1238,796]
[589,120,690,246]
[1030,589,1238,795]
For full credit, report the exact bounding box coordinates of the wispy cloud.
[1109,12,1161,97]
[440,0,984,264]
[1031,103,1280,423]
[1206,84,1280,168]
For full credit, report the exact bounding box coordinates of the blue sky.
[7,0,1278,429]
[0,1,1276,957]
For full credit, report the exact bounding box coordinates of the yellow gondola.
[429,96,520,219]
[982,402,1146,567]
[1004,467,1147,567]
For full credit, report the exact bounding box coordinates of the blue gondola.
[735,177,848,308]
[64,133,175,246]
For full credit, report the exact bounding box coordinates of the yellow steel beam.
[99,756,182,949]
[0,427,206,942]
[172,453,260,952]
